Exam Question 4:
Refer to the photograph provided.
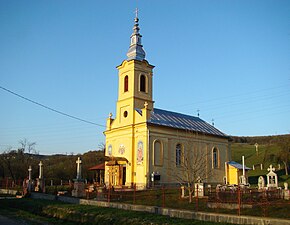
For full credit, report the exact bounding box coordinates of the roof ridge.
[153,108,200,119]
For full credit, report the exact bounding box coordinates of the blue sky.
[0,0,289,155]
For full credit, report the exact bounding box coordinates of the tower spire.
[127,8,146,61]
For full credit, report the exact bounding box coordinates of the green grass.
[109,188,290,219]
[0,198,231,225]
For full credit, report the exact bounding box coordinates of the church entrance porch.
[106,157,128,188]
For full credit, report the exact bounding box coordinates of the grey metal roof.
[147,108,227,137]
[227,161,251,170]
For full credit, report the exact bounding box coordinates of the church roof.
[147,108,227,138]
[88,163,105,170]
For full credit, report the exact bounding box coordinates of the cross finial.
[267,164,275,172]
[135,8,139,18]
[76,157,82,165]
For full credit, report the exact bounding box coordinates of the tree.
[19,138,36,154]
[0,147,16,180]
[98,143,106,153]
[276,135,290,175]
[166,131,213,203]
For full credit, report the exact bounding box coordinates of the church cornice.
[116,59,154,70]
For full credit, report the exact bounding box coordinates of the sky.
[0,0,289,155]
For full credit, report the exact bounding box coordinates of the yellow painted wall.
[104,59,154,189]
[149,127,230,184]
[226,164,248,185]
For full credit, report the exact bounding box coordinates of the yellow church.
[104,12,231,189]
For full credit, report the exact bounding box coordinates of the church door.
[122,166,126,186]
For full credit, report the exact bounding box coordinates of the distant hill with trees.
[0,135,289,185]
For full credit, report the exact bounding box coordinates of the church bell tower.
[115,10,154,127]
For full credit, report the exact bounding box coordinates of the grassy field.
[231,143,289,186]
[0,198,232,225]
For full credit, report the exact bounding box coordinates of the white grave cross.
[76,157,82,180]
[255,143,259,155]
[39,161,43,179]
[268,164,275,173]
[266,164,278,188]
[28,166,32,180]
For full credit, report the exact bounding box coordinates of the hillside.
[230,134,290,185]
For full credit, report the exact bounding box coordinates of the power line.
[0,85,106,128]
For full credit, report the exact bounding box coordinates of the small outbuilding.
[225,161,251,185]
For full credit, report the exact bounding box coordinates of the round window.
[123,111,128,118]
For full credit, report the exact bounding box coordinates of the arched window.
[212,147,219,168]
[176,144,182,166]
[124,76,128,92]
[140,75,146,92]
[154,140,163,166]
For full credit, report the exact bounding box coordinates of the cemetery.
[0,153,289,225]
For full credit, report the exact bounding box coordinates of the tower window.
[140,75,146,92]
[124,76,128,92]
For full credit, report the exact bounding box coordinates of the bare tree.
[19,138,36,154]
[166,131,213,203]
[98,143,106,153]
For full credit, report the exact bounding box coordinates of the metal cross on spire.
[135,8,139,18]
[127,7,146,61]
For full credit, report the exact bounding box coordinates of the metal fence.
[1,178,289,219]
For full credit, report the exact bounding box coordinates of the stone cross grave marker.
[255,143,259,155]
[76,157,82,180]
[28,166,32,180]
[266,164,278,189]
[39,161,43,179]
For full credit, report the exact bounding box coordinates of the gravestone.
[239,175,246,185]
[35,161,45,192]
[266,165,278,189]
[258,176,265,190]
[255,143,259,155]
[283,182,289,200]
[194,177,204,197]
[27,166,34,193]
[181,186,185,198]
[72,157,85,197]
